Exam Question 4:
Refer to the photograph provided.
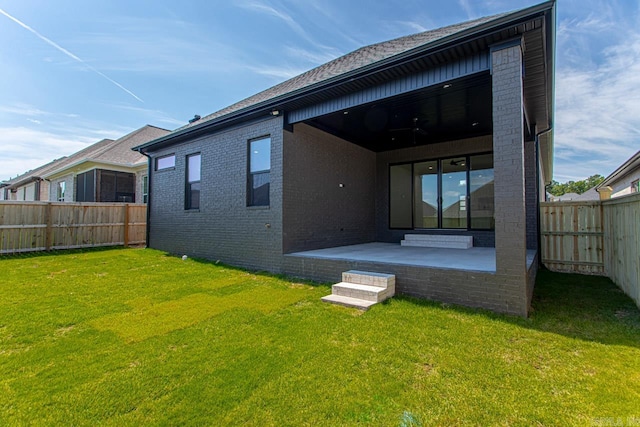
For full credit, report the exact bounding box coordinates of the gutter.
[133,1,555,153]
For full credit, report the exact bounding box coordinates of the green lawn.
[1,248,639,426]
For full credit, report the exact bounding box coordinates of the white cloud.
[554,29,640,181]
[247,65,308,80]
[284,46,338,65]
[108,104,185,128]
[457,0,476,19]
[0,127,95,179]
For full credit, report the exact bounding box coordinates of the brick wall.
[283,255,528,315]
[282,123,377,252]
[49,174,74,202]
[147,116,285,272]
[491,40,530,316]
[525,139,538,250]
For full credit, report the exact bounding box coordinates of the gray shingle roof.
[3,156,69,187]
[43,125,170,178]
[180,11,510,131]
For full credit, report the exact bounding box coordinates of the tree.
[547,174,605,196]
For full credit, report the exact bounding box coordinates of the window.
[57,181,66,202]
[389,153,494,231]
[248,137,271,206]
[156,154,176,171]
[185,153,201,210]
[631,179,639,194]
[75,170,96,202]
[142,175,149,203]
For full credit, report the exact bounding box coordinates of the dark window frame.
[388,151,494,231]
[155,154,176,171]
[185,153,201,210]
[247,136,271,207]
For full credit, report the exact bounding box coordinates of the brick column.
[492,39,528,283]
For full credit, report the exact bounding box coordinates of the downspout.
[140,150,152,248]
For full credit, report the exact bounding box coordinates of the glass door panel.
[413,161,438,228]
[441,157,467,229]
[469,153,494,229]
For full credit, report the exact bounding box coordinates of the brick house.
[134,1,556,316]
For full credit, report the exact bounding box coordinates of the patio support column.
[491,37,528,314]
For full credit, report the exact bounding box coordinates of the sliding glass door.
[389,153,494,230]
[441,157,467,229]
[413,161,438,228]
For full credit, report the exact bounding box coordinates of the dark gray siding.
[148,116,284,272]
[375,135,496,247]
[288,52,490,124]
[282,123,376,253]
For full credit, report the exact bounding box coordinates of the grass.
[1,248,639,426]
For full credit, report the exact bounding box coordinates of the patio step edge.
[332,282,394,302]
[321,294,378,310]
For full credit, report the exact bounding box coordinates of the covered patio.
[288,242,537,273]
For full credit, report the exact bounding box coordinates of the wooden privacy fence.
[541,193,640,307]
[540,201,604,275]
[0,202,147,254]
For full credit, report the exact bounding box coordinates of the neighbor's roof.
[3,156,69,189]
[597,150,640,188]
[134,1,555,154]
[43,125,170,179]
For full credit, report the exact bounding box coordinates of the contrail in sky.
[0,7,144,103]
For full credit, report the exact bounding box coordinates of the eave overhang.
[134,1,555,156]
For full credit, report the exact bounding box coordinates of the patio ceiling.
[303,72,492,152]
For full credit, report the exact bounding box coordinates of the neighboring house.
[2,125,170,204]
[44,125,170,203]
[571,187,600,201]
[597,150,640,199]
[134,2,556,316]
[1,157,68,201]
[549,192,580,202]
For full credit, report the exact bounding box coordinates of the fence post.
[123,204,129,247]
[45,202,53,251]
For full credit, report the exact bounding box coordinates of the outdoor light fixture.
[443,83,452,89]
[270,110,280,116]
[472,121,479,127]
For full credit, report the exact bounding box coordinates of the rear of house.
[135,2,556,317]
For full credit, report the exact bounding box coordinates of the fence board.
[0,202,146,254]
[603,194,640,307]
[540,201,604,275]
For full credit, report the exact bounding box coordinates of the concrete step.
[321,294,378,310]
[342,270,395,288]
[401,234,473,249]
[332,282,393,302]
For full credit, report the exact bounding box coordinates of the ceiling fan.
[388,117,428,144]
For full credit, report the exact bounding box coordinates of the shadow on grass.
[394,268,640,349]
[0,245,131,260]
[70,249,640,349]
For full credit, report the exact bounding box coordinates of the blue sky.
[1,0,638,182]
